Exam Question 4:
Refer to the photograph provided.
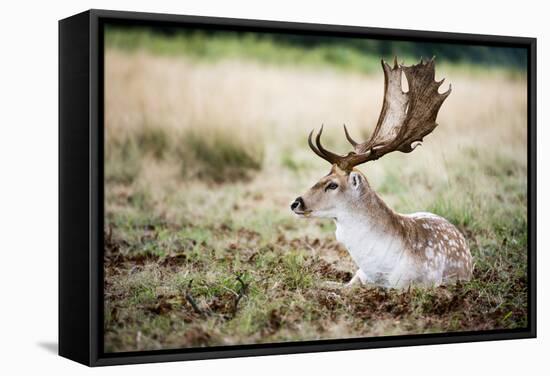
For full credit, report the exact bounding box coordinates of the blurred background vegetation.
[103,24,528,353]
[105,26,527,75]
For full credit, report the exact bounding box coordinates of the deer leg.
[321,270,369,289]
[345,269,368,287]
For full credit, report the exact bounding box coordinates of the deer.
[290,57,473,289]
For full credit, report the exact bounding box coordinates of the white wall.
[0,0,546,374]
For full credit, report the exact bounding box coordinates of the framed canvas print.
[59,9,537,366]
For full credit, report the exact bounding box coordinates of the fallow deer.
[290,57,473,288]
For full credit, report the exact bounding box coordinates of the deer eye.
[325,182,338,191]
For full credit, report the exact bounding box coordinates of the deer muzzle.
[290,197,305,213]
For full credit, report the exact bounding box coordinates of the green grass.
[179,130,264,183]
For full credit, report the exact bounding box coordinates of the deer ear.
[349,171,363,191]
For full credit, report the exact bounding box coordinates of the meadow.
[103,31,528,352]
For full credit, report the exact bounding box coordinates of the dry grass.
[104,48,528,353]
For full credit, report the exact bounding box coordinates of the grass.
[179,130,263,183]
[103,36,528,352]
[106,125,263,184]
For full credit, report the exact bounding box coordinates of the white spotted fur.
[335,211,450,288]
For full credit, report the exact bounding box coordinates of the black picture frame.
[59,9,537,367]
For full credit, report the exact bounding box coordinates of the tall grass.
[106,125,263,184]
[179,129,263,183]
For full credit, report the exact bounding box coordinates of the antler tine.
[315,125,344,164]
[443,83,452,97]
[308,129,329,161]
[307,126,344,165]
[343,124,358,148]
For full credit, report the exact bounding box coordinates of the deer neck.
[336,189,401,232]
[334,190,405,271]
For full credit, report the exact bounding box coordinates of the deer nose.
[290,197,304,211]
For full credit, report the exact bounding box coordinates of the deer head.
[291,57,451,218]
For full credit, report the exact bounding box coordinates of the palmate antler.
[308,57,452,172]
